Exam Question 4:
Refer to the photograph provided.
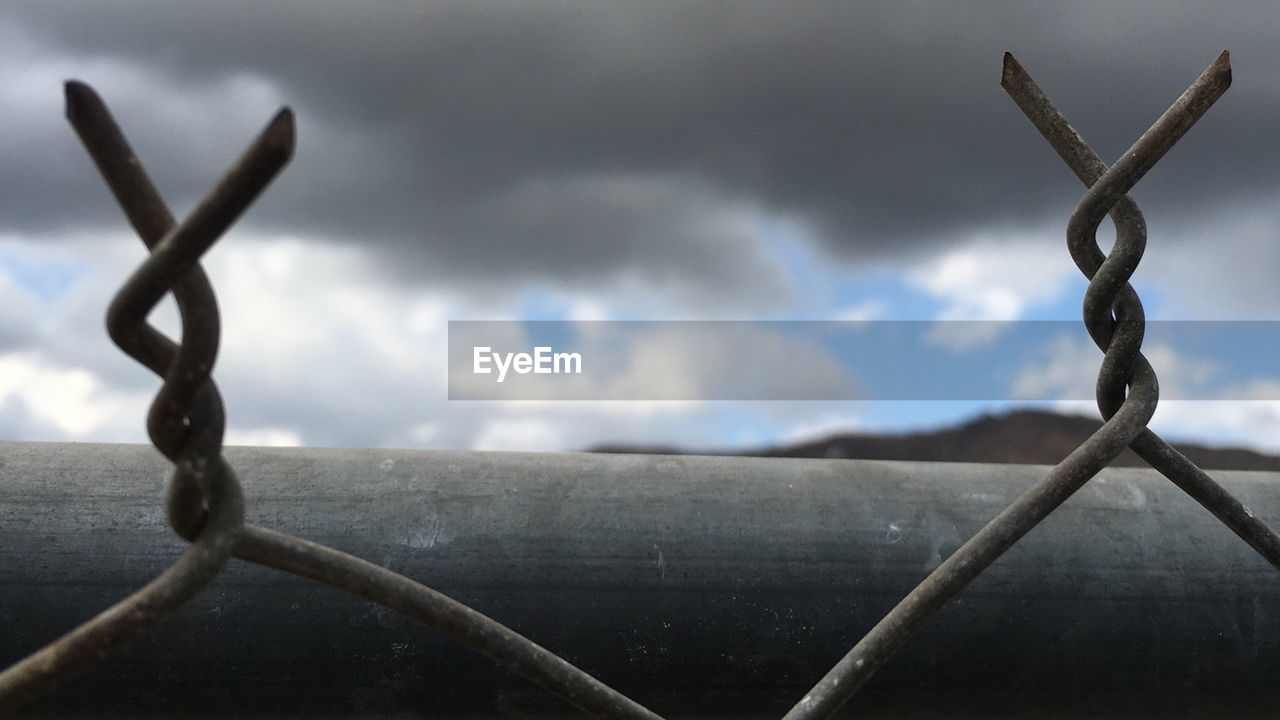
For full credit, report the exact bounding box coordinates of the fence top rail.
[6,437,1280,498]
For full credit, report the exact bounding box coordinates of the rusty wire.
[0,82,662,720]
[779,51,1280,720]
[1,53,1278,719]
[1001,52,1280,570]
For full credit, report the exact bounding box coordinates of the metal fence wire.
[1,51,1278,718]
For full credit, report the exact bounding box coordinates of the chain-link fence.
[2,51,1278,718]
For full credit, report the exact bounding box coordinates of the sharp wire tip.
[63,80,96,120]
[1000,52,1022,89]
[1214,51,1232,86]
[267,107,297,159]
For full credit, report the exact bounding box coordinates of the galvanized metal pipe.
[3,440,1279,718]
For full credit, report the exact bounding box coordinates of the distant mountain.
[589,409,1280,471]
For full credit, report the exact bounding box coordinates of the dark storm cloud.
[3,1,1277,292]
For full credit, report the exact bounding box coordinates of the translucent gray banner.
[447,321,1280,401]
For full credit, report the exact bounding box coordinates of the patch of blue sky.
[826,271,945,320]
[498,218,1237,445]
[512,285,571,320]
[519,318,581,356]
[791,320,1064,400]
[0,242,87,302]
[755,215,947,319]
[1127,279,1176,318]
[1021,264,1191,320]
[1146,321,1280,397]
[512,284,655,321]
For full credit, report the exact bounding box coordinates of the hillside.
[590,409,1280,471]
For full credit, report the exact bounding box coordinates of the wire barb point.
[1214,50,1231,83]
[63,80,104,124]
[1000,52,1022,88]
[264,107,297,161]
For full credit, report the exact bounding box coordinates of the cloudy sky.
[3,1,1280,453]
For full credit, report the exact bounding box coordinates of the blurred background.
[3,1,1280,462]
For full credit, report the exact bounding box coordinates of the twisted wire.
[0,80,274,711]
[1002,52,1280,569]
[5,57,1278,720]
[0,82,663,720]
[780,52,1250,720]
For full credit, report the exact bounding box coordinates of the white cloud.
[1011,334,1096,400]
[471,417,563,452]
[905,231,1078,352]
[779,412,865,444]
[0,351,149,440]
[566,298,610,322]
[1,230,818,452]
[1147,401,1280,453]
[0,231,468,448]
[921,320,1007,353]
[1012,334,1220,402]
[1021,344,1280,453]
[906,232,1076,322]
[224,427,302,448]
[1149,379,1280,454]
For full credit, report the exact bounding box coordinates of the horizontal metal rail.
[3,441,1280,718]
